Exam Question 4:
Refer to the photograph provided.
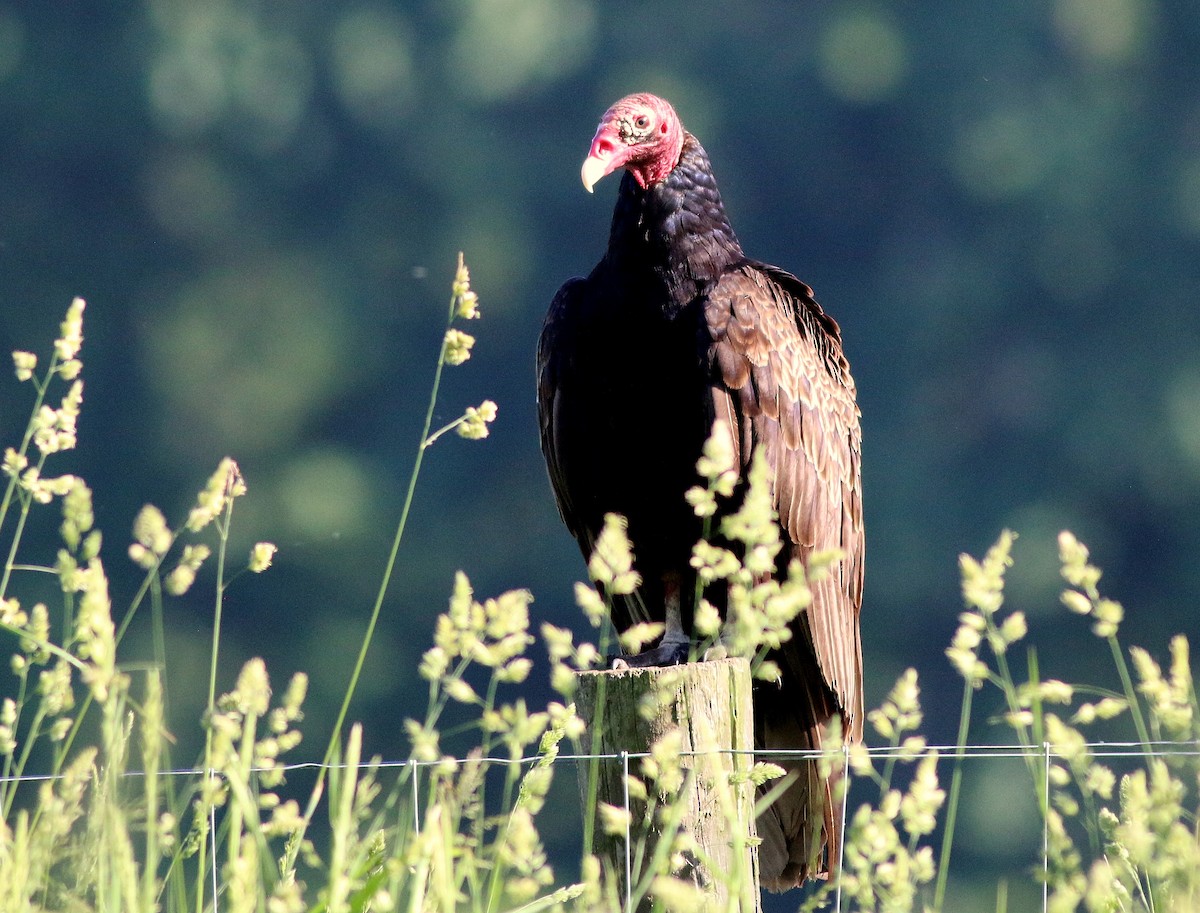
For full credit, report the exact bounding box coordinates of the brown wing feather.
[705,263,863,729]
[705,262,864,886]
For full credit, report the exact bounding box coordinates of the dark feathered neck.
[601,133,743,315]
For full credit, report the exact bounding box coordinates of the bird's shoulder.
[703,260,856,407]
[537,275,606,371]
[536,277,590,538]
[541,275,590,336]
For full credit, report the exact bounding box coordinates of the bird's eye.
[634,115,650,130]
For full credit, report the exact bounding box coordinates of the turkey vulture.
[537,93,863,889]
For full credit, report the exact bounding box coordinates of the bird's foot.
[610,639,691,670]
[702,643,728,662]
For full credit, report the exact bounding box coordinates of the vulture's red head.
[581,93,685,193]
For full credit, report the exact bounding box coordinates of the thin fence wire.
[3,740,1196,913]
[5,739,1189,787]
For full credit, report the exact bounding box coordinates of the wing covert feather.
[705,263,864,736]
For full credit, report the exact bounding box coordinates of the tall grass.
[0,272,1196,912]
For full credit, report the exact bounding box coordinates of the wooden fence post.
[574,657,761,913]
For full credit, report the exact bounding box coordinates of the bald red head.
[580,93,685,193]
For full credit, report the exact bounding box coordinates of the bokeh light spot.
[147,9,312,149]
[0,7,24,82]
[817,8,909,105]
[144,258,354,457]
[450,199,535,311]
[1166,371,1200,474]
[228,33,312,151]
[450,0,595,102]
[148,27,229,134]
[276,448,375,542]
[331,6,414,131]
[952,109,1049,199]
[1054,0,1153,65]
[1003,502,1104,613]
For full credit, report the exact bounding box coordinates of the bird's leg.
[612,573,691,668]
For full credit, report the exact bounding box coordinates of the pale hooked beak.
[580,128,623,194]
[581,155,610,194]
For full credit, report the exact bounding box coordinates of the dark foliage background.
[0,1,1196,908]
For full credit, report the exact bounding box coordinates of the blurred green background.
[1,0,1197,908]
